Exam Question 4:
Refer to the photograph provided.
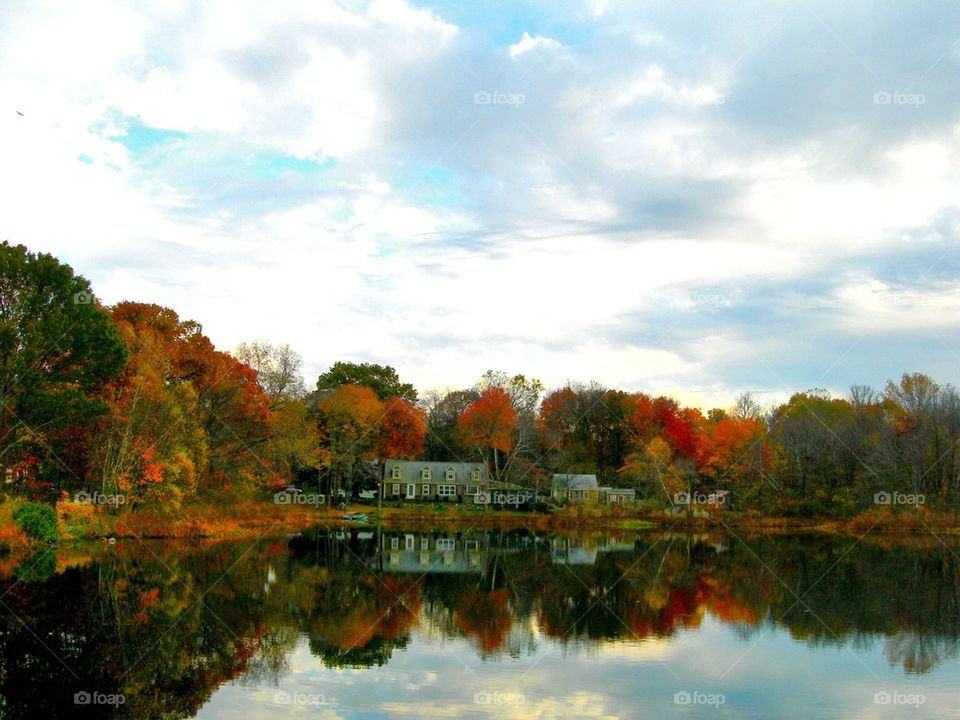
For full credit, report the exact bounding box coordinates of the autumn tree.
[0,242,126,497]
[99,303,273,499]
[457,387,517,479]
[91,307,206,507]
[537,383,630,485]
[474,371,542,485]
[538,387,579,471]
[314,385,384,500]
[234,341,317,488]
[374,397,427,508]
[377,397,426,461]
[697,414,766,490]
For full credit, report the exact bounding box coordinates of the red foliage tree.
[537,387,578,447]
[377,397,427,460]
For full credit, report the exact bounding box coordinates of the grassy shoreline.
[2,498,959,550]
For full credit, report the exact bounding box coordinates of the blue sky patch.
[115,123,188,154]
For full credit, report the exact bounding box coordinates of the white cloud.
[2,0,958,400]
[509,32,564,58]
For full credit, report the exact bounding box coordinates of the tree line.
[1,241,957,517]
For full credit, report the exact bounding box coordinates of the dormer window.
[391,466,402,480]
[471,468,481,481]
[420,466,432,481]
[445,467,457,482]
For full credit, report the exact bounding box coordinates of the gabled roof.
[552,473,598,491]
[385,460,486,475]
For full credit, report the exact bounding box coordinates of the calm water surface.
[2,527,958,718]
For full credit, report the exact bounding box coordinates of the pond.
[1,527,958,718]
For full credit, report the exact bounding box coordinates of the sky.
[1,0,958,409]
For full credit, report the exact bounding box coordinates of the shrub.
[56,497,110,540]
[12,501,58,543]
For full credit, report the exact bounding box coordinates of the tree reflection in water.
[0,529,957,717]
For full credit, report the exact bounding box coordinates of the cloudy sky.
[2,0,958,407]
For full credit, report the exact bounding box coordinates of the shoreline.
[0,500,951,543]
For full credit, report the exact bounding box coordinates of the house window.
[422,484,430,496]
[390,537,399,549]
[420,467,432,480]
[391,466,402,480]
[436,538,455,550]
[445,467,457,481]
[467,486,477,495]
[420,537,429,550]
[438,485,456,496]
[392,483,400,495]
[471,468,481,481]
[405,535,414,550]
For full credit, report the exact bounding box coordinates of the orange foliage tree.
[697,416,765,487]
[457,387,517,479]
[315,384,384,499]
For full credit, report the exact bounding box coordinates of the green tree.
[316,361,416,402]
[0,242,126,490]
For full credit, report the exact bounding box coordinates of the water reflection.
[0,529,958,717]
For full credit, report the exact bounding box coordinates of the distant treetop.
[316,361,417,402]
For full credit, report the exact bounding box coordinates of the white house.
[381,460,489,502]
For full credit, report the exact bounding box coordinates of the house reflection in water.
[377,530,638,572]
[380,531,488,573]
